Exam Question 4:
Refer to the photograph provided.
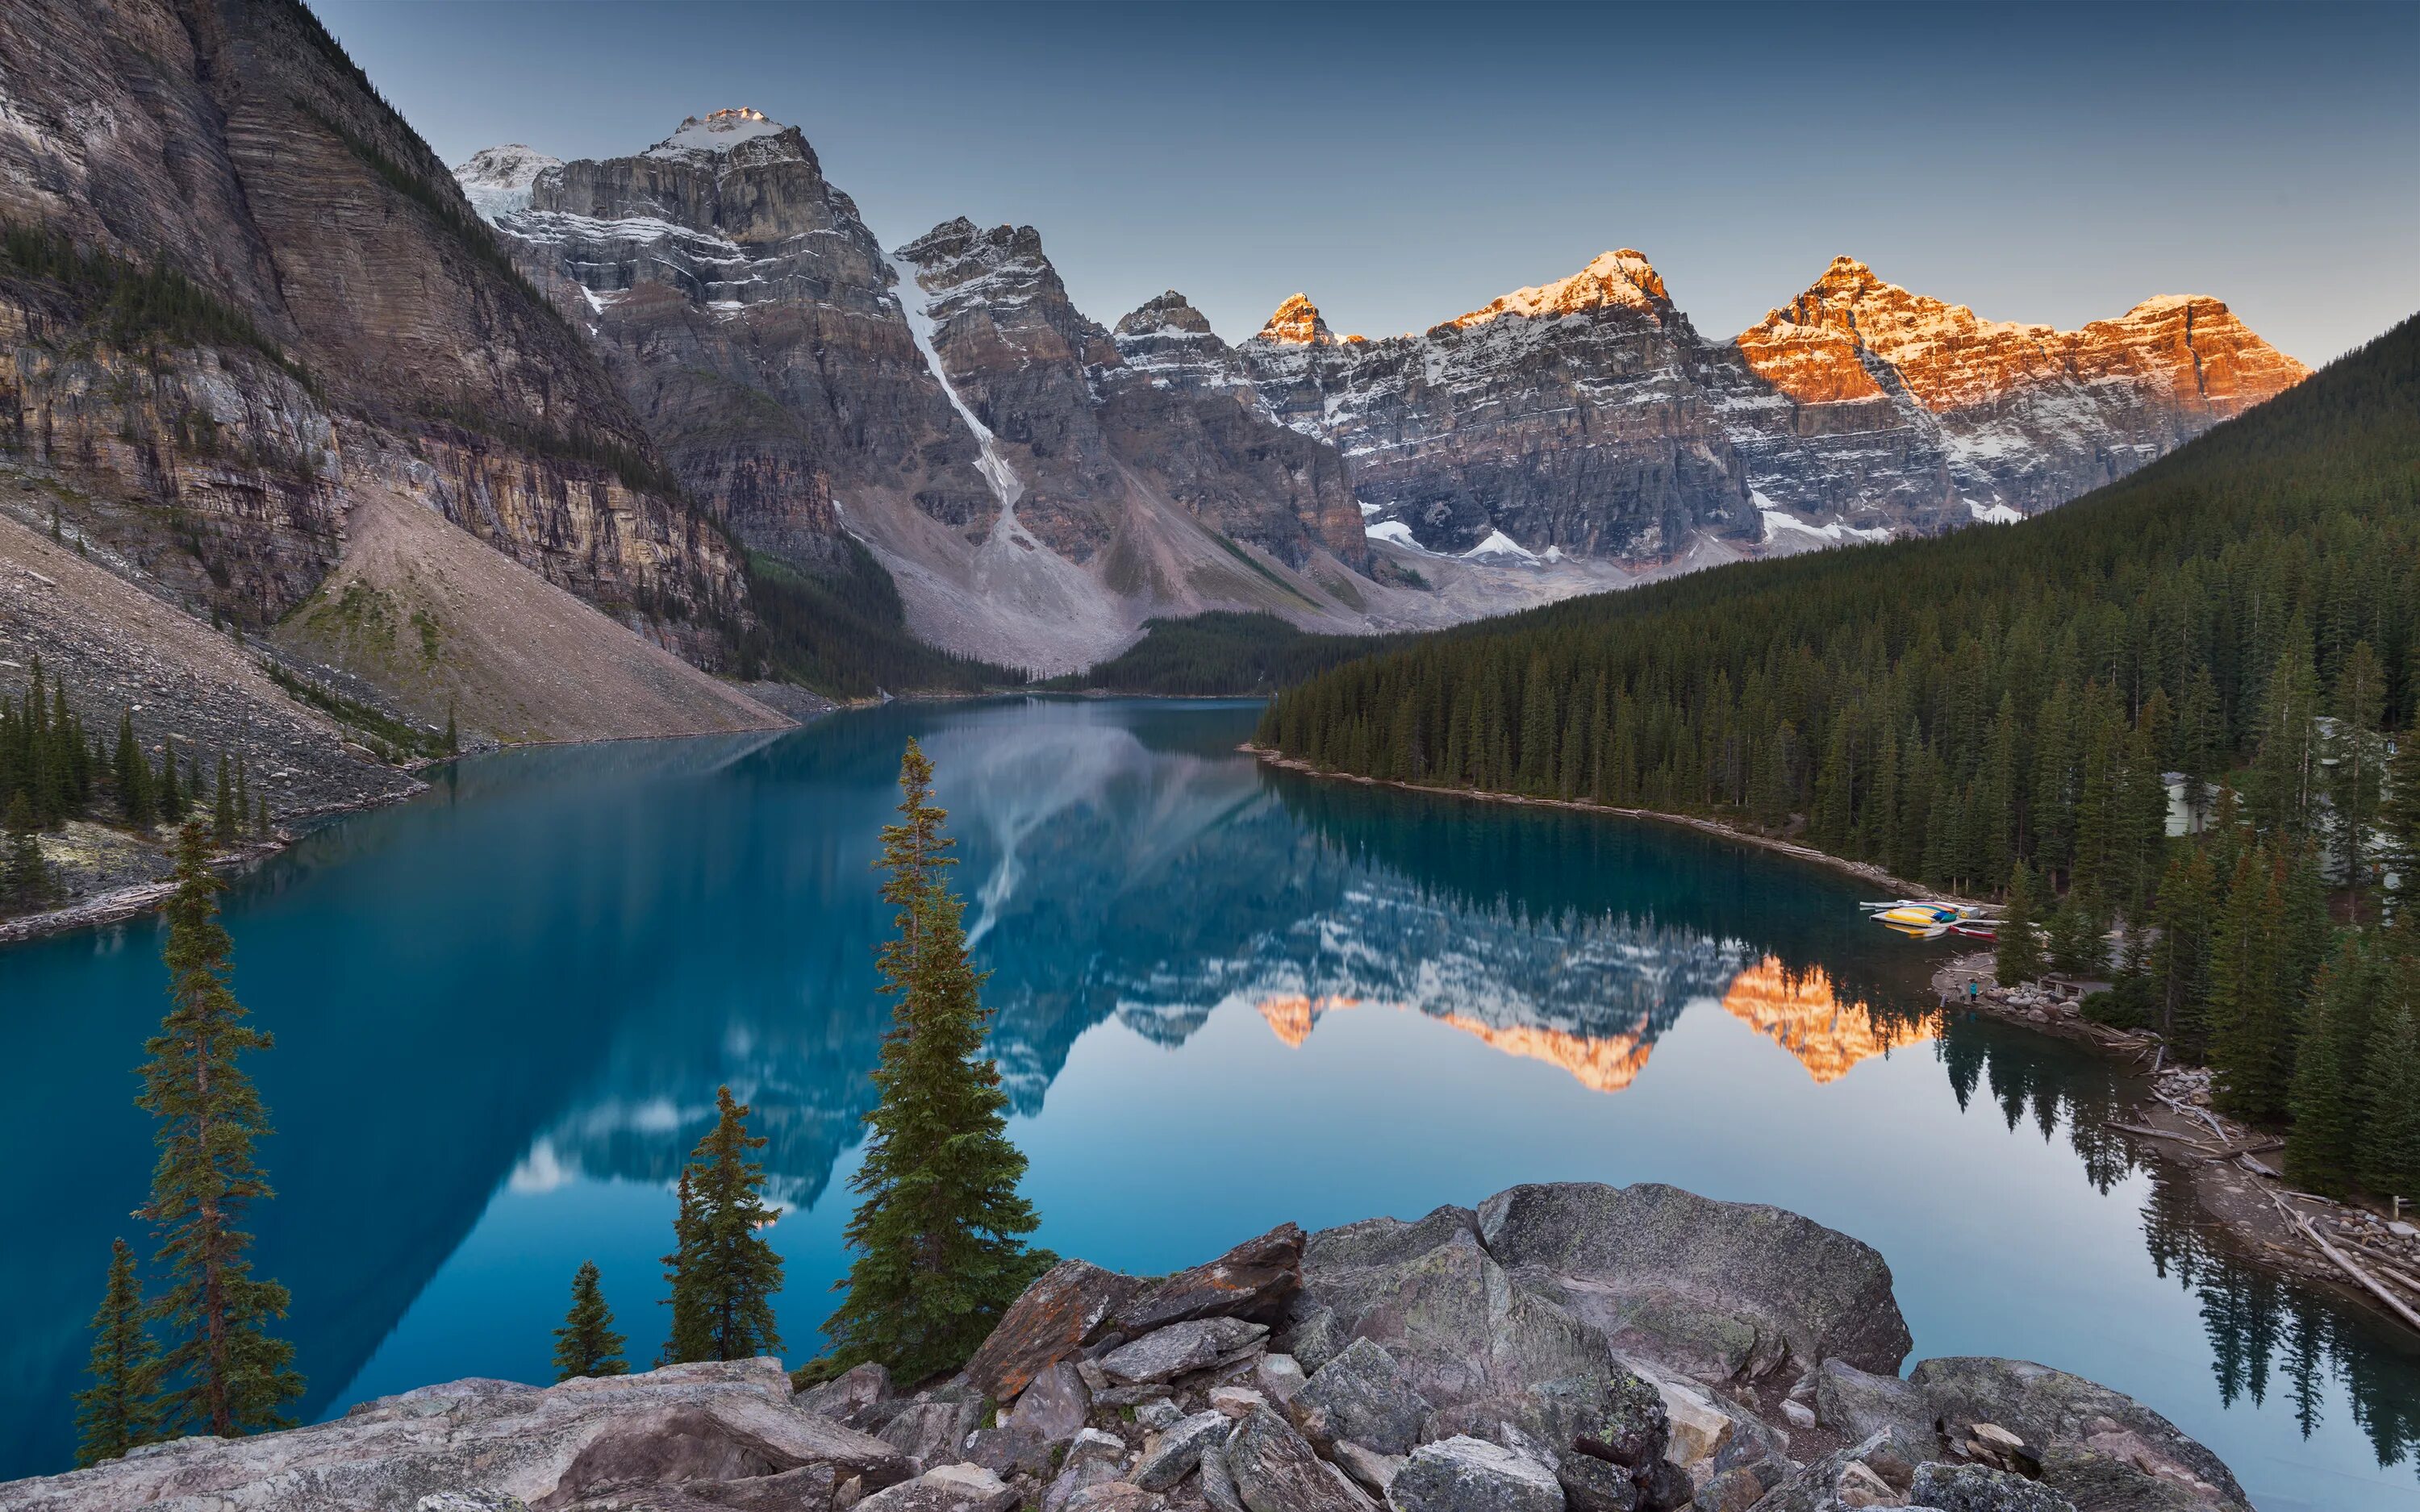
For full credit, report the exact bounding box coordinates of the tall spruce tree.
[73,1237,161,1467]
[2285,938,2379,1196]
[659,1087,783,1364]
[823,741,1049,1382]
[2152,849,2218,1054]
[2385,721,2420,914]
[2210,851,2293,1123]
[552,1260,628,1381]
[115,712,151,827]
[1994,860,2044,987]
[2327,641,2387,897]
[3,791,52,913]
[212,752,236,844]
[137,822,302,1437]
[2359,1006,2420,1200]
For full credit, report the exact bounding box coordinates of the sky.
[309,0,2419,367]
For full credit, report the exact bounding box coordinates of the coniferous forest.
[1259,314,2420,1199]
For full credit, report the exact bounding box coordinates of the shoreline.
[1250,744,2420,1341]
[1241,744,1980,904]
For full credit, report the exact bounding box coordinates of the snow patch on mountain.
[451,144,562,222]
[645,107,788,162]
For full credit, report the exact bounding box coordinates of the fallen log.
[2270,1192,2420,1333]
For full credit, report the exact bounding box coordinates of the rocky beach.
[0,1182,2252,1512]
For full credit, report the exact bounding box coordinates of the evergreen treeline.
[2,660,272,916]
[1260,314,2420,1199]
[732,544,1027,698]
[1056,611,1400,696]
[1,222,308,383]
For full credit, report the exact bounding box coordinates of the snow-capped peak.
[451,144,563,223]
[1454,249,1670,328]
[645,107,791,161]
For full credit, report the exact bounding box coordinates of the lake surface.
[3,698,2417,1508]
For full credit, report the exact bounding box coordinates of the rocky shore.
[0,1181,2252,1512]
[1937,952,2420,1339]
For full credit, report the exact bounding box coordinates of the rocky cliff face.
[1729,256,2309,519]
[0,0,747,702]
[471,121,1398,672]
[1226,252,2305,555]
[1234,253,1752,558]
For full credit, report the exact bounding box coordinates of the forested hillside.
[1260,314,2420,1193]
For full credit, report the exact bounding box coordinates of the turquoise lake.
[3,697,2416,1508]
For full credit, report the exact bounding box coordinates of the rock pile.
[0,1183,2253,1512]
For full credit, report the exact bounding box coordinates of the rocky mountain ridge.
[3,1184,2253,1512]
[467,117,1628,673]
[1229,253,2306,555]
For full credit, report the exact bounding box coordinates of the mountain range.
[0,0,2309,747]
[456,108,2305,673]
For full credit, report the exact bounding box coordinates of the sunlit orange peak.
[1256,993,1359,1048]
[1434,1014,1654,1095]
[1717,956,1930,1083]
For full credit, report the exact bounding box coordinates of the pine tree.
[2327,641,2387,897]
[824,741,1049,1381]
[137,822,302,1437]
[2151,848,2217,1056]
[212,752,236,845]
[255,796,271,839]
[2286,937,2381,1196]
[2047,890,2108,979]
[115,712,152,827]
[2357,1006,2420,1200]
[659,1088,782,1364]
[2385,721,2420,915]
[551,1260,628,1381]
[1994,860,2044,987]
[73,1237,161,1467]
[3,791,52,913]
[445,704,459,757]
[156,736,182,821]
[2210,852,2293,1123]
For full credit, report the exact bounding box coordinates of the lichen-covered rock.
[1102,1318,1270,1385]
[1044,1430,1133,1512]
[1907,1359,2249,1512]
[1475,1183,1911,1382]
[1133,1410,1235,1491]
[1009,1362,1094,1445]
[1226,1406,1366,1512]
[1813,1360,1934,1452]
[1300,1340,1433,1456]
[877,1397,985,1471]
[1118,1223,1307,1334]
[966,1260,1147,1400]
[0,1360,907,1512]
[1384,1436,1563,1512]
[1570,1370,1667,1470]
[858,1464,1021,1512]
[799,1363,897,1426]
[1551,1452,1637,1512]
[1909,1462,2078,1512]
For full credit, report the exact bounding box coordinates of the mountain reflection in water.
[2,698,2416,1509]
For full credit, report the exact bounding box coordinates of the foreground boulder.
[1907,1359,2249,1512]
[1,1360,908,1512]
[1475,1184,1912,1381]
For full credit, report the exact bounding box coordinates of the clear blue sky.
[310,0,2418,365]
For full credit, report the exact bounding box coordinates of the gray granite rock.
[1550,1452,1636,1512]
[1385,1436,1563,1512]
[799,1363,897,1427]
[1103,1318,1271,1385]
[1475,1184,1910,1382]
[1570,1370,1667,1470]
[1301,1340,1433,1456]
[1011,1361,1094,1444]
[878,1397,986,1470]
[1134,1410,1234,1491]
[1117,1223,1306,1334]
[1226,1406,1366,1512]
[1045,1430,1133,1512]
[1910,1462,2078,1512]
[1201,1442,1249,1512]
[1908,1358,2248,1512]
[1813,1360,1934,1452]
